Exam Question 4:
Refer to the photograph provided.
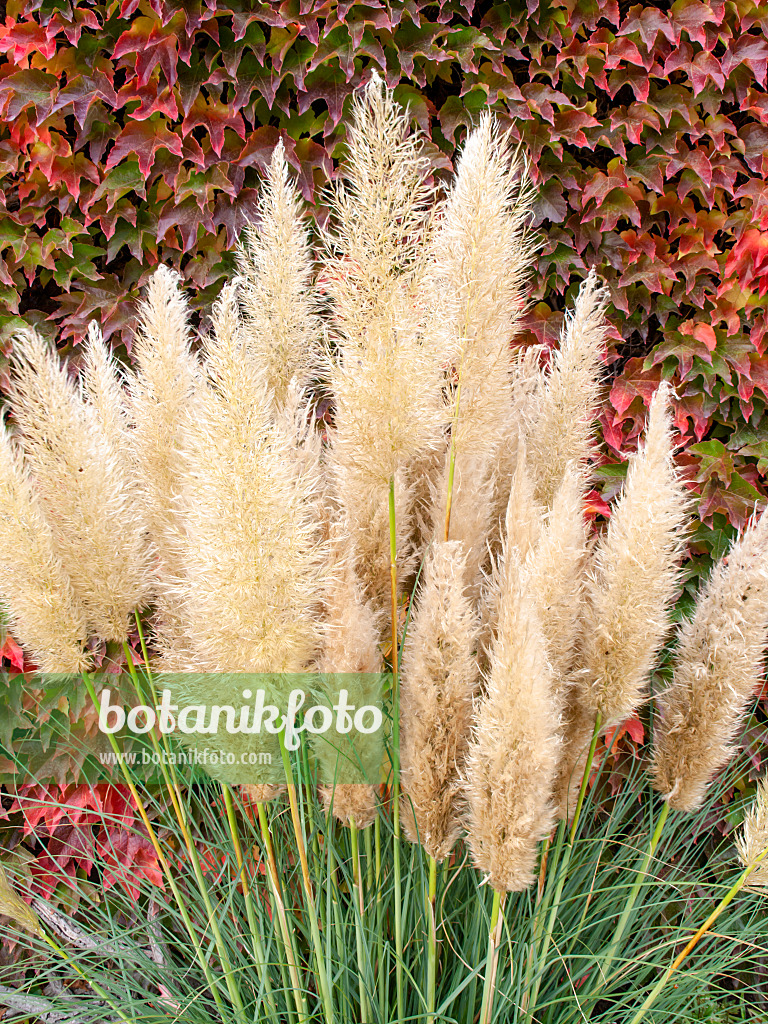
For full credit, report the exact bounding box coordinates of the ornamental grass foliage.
[1,77,768,1023]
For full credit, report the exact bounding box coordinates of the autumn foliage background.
[1,0,768,882]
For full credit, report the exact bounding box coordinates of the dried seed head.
[737,776,768,892]
[0,422,89,673]
[237,139,321,407]
[129,265,198,581]
[164,283,327,674]
[319,784,378,829]
[9,329,147,642]
[652,508,768,812]
[464,539,560,891]
[579,383,689,725]
[400,540,480,861]
[527,269,608,508]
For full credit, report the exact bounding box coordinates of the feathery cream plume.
[429,115,536,588]
[737,776,768,891]
[0,421,89,673]
[578,382,689,726]
[652,508,768,812]
[237,139,321,407]
[527,269,608,508]
[477,446,543,664]
[400,540,480,860]
[9,329,147,642]
[168,282,326,673]
[464,534,560,891]
[317,531,383,828]
[129,265,198,579]
[241,784,285,804]
[490,345,545,548]
[527,464,589,690]
[323,73,446,611]
[0,861,42,936]
[81,321,151,602]
[433,113,535,468]
[553,384,688,818]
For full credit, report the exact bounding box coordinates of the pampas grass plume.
[652,508,768,812]
[579,382,689,726]
[0,422,89,673]
[527,269,607,508]
[129,265,197,578]
[737,775,768,891]
[317,534,383,828]
[237,139,320,407]
[464,542,560,891]
[9,329,147,642]
[400,540,479,860]
[168,282,326,674]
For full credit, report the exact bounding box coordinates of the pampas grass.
[578,382,689,726]
[400,540,479,860]
[526,268,608,508]
[237,139,321,408]
[652,508,768,811]
[9,329,148,643]
[4,76,768,1024]
[165,281,327,674]
[0,422,89,673]
[738,775,768,891]
[128,264,197,582]
[465,534,560,892]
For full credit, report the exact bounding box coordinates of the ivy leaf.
[106,119,183,176]
[0,70,57,124]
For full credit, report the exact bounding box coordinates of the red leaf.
[0,19,57,63]
[182,95,246,157]
[106,120,183,176]
[114,16,180,88]
[1,634,25,671]
[618,6,675,48]
[608,358,661,417]
[721,33,768,87]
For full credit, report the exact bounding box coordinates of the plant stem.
[351,818,370,1023]
[256,800,307,1022]
[426,854,438,1024]
[520,831,554,1017]
[479,888,506,1024]
[597,798,670,989]
[388,473,404,1022]
[627,842,768,1024]
[279,732,335,1024]
[375,811,385,1022]
[222,785,276,1017]
[120,635,248,1019]
[121,639,188,836]
[40,930,134,1024]
[569,711,603,845]
[526,712,602,1015]
[79,671,232,1019]
[443,378,461,542]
